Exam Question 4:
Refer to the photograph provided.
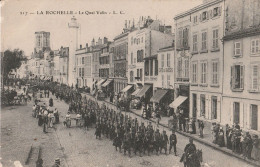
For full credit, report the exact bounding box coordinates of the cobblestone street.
[1,94,255,167]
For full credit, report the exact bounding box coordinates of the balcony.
[144,76,157,82]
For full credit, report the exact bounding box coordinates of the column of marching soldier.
[31,81,178,158]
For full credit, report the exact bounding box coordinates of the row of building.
[16,0,260,134]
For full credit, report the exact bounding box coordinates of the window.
[137,69,140,80]
[201,62,207,84]
[200,94,206,117]
[212,61,219,85]
[155,60,158,76]
[213,7,219,17]
[167,75,170,88]
[150,60,153,76]
[79,68,82,77]
[184,58,189,78]
[140,69,143,81]
[167,53,171,67]
[231,65,244,89]
[130,71,134,82]
[193,15,198,24]
[131,52,133,64]
[251,105,258,130]
[233,102,240,124]
[137,50,144,62]
[251,39,260,54]
[161,54,164,68]
[183,28,189,48]
[82,68,84,77]
[212,29,219,49]
[201,31,207,51]
[193,34,198,52]
[145,61,149,76]
[251,64,260,91]
[162,75,165,87]
[192,62,197,83]
[178,28,183,48]
[234,41,242,56]
[141,37,143,43]
[131,37,133,45]
[211,96,217,119]
[177,58,182,78]
[201,11,208,21]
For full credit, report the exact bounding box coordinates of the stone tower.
[68,16,79,86]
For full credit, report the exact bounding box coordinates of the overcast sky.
[1,0,202,56]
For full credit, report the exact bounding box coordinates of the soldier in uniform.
[123,130,131,157]
[95,122,102,139]
[143,131,152,156]
[113,132,122,152]
[134,131,143,156]
[160,130,168,154]
[169,130,177,155]
[154,129,161,155]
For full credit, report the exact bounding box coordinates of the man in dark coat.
[169,130,177,156]
[160,130,168,154]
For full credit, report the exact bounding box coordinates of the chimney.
[86,43,88,48]
[128,20,131,28]
[98,37,102,45]
[103,37,108,44]
[91,38,95,46]
[80,44,82,49]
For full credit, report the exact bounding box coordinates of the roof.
[223,26,260,41]
[174,0,223,20]
[114,32,129,41]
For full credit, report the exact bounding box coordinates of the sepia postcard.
[1,0,260,167]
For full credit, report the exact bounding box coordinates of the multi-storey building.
[113,30,129,94]
[221,0,260,134]
[58,47,69,85]
[151,45,175,106]
[34,31,51,58]
[53,50,60,82]
[187,0,224,123]
[128,17,174,104]
[172,11,192,118]
[75,43,93,89]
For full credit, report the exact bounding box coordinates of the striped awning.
[131,88,140,96]
[121,85,133,93]
[96,79,106,86]
[150,89,168,103]
[102,79,113,87]
[136,85,152,98]
[169,96,187,109]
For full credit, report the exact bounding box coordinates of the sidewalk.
[81,93,260,166]
[130,109,260,167]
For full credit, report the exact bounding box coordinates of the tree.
[1,49,27,83]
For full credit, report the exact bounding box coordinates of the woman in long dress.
[251,135,259,161]
[217,127,225,147]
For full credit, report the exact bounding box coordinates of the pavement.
[82,93,256,167]
[1,90,257,167]
[99,96,260,167]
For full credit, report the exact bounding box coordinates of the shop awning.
[131,88,140,96]
[169,96,187,109]
[102,79,113,87]
[150,89,168,103]
[96,79,106,86]
[121,85,133,93]
[136,85,152,98]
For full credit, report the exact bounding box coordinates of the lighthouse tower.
[68,16,79,86]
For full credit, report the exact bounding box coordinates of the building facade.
[173,10,192,118]
[113,32,129,94]
[221,0,260,134]
[188,0,224,123]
